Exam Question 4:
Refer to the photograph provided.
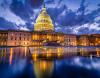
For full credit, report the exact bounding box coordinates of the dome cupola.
[34,4,54,32]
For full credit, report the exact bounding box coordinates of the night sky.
[0,0,100,34]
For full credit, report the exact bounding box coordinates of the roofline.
[0,30,33,32]
[0,30,100,36]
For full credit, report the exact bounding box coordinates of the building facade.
[0,30,8,46]
[0,5,100,47]
[0,30,65,46]
[0,30,100,46]
[78,35,90,46]
[90,34,100,46]
[32,31,64,46]
[64,34,77,46]
[7,31,32,46]
[32,5,64,46]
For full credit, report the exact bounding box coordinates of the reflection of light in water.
[32,50,38,61]
[46,49,52,57]
[9,48,13,65]
[0,47,30,64]
[3,48,6,59]
[33,60,54,78]
[0,47,100,63]
[96,48,100,57]
[40,61,47,71]
[0,48,6,63]
[24,47,27,57]
[80,48,84,56]
[79,47,97,56]
[31,47,64,58]
[57,47,64,57]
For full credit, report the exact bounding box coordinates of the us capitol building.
[0,5,100,46]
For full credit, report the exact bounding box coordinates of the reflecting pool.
[0,47,100,78]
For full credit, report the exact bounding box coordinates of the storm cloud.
[0,0,100,34]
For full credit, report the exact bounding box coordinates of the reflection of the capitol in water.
[33,60,54,78]
[0,47,30,65]
[0,47,100,64]
[0,47,100,78]
[31,47,78,61]
[0,47,55,78]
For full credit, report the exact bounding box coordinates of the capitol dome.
[34,5,54,31]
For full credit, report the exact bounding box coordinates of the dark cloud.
[10,0,44,28]
[46,0,100,33]
[0,0,100,34]
[0,17,17,30]
[78,27,90,34]
[78,27,100,34]
[10,0,33,20]
[28,0,43,8]
[47,3,68,24]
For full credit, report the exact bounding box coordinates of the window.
[15,37,17,40]
[19,37,21,40]
[11,37,13,40]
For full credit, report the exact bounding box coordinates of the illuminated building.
[0,30,8,46]
[90,34,100,46]
[78,35,90,46]
[7,30,32,46]
[32,5,64,46]
[32,31,64,46]
[64,34,77,46]
[0,4,100,46]
[34,5,54,31]
[77,34,100,46]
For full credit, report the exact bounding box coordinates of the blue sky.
[0,0,100,34]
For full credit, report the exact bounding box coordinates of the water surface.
[0,47,100,78]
